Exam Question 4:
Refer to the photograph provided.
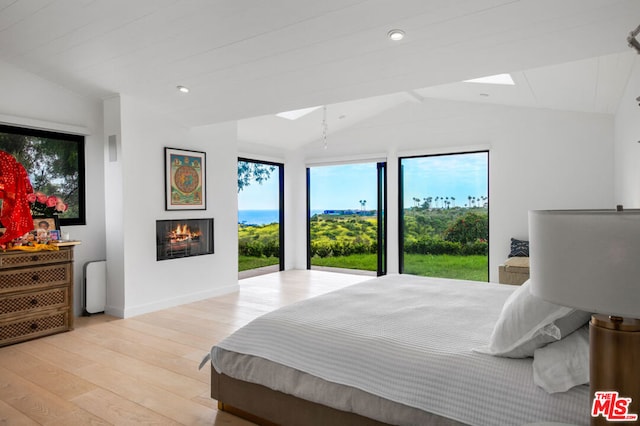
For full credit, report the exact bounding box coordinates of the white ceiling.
[238,52,638,149]
[1,0,639,149]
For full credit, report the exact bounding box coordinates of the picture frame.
[48,230,61,241]
[31,216,60,242]
[164,147,206,210]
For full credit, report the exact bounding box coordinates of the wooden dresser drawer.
[0,311,70,346]
[0,287,69,318]
[0,263,71,294]
[0,249,73,270]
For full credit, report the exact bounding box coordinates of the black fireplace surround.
[156,218,214,261]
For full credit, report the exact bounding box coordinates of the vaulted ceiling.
[1,0,639,148]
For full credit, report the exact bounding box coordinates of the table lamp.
[529,208,640,426]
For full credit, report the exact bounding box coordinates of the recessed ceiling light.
[463,73,515,85]
[276,106,322,120]
[387,29,405,41]
[177,85,190,93]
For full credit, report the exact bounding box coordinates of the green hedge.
[310,240,377,258]
[240,235,487,258]
[239,239,280,258]
[404,237,487,256]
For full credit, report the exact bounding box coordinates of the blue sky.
[310,163,377,210]
[238,153,488,210]
[238,166,280,210]
[401,152,488,208]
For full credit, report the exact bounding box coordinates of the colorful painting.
[165,148,206,210]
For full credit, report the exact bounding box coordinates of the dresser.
[0,246,75,347]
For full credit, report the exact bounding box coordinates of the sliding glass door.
[237,158,284,275]
[399,151,488,281]
[307,161,386,275]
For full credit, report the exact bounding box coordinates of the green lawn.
[309,253,488,282]
[403,254,488,282]
[239,255,279,272]
[311,253,377,271]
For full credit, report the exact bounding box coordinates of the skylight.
[276,106,322,120]
[463,73,514,85]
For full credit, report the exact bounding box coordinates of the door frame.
[306,161,387,276]
[238,157,285,272]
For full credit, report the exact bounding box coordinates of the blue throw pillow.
[509,238,529,257]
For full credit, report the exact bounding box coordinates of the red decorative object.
[0,151,34,244]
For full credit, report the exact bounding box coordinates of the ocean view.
[239,209,324,225]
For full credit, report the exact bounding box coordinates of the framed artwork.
[165,147,206,210]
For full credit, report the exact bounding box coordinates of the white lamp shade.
[529,209,640,318]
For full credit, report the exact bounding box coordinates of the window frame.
[398,150,489,280]
[0,124,86,226]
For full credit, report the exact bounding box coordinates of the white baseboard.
[106,284,239,319]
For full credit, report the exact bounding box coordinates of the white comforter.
[211,274,589,425]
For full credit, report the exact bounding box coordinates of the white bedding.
[210,274,589,425]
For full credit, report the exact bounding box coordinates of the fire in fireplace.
[156,218,214,261]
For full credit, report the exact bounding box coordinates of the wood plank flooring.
[0,270,371,425]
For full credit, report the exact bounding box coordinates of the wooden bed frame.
[211,368,463,426]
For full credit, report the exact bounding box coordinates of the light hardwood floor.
[0,270,371,425]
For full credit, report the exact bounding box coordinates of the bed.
[203,274,591,425]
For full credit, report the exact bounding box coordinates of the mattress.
[209,274,589,425]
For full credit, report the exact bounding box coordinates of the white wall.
[286,98,615,281]
[0,59,106,315]
[614,56,640,207]
[103,96,125,314]
[104,96,239,317]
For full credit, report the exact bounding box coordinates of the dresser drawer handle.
[31,275,40,281]
[30,298,38,305]
[31,255,39,262]
[30,323,38,330]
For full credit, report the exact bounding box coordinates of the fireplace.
[156,218,214,261]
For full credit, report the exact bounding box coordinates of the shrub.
[404,237,461,255]
[461,240,488,255]
[311,241,332,258]
[444,212,488,244]
[242,240,264,257]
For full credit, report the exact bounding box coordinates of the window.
[0,124,86,226]
[399,151,489,281]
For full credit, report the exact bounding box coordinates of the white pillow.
[476,280,590,358]
[533,325,589,393]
